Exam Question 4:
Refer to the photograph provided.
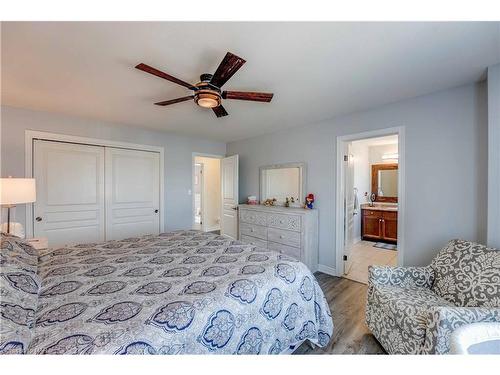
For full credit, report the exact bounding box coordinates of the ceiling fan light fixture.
[135,52,273,118]
[195,90,221,109]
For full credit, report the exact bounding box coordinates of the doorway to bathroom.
[336,128,405,284]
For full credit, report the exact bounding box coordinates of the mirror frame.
[259,162,307,205]
[371,163,398,203]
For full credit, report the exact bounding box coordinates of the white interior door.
[343,143,355,274]
[33,140,105,247]
[105,147,160,240]
[221,154,239,239]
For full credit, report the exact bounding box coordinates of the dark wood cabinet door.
[362,215,381,240]
[382,218,397,242]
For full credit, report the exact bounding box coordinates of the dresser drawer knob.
[250,228,254,232]
[280,235,284,239]
[280,220,284,224]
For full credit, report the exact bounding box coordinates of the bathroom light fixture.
[382,153,399,161]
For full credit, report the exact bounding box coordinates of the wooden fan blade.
[222,91,273,102]
[136,63,195,90]
[210,52,246,88]
[212,105,228,118]
[154,96,194,106]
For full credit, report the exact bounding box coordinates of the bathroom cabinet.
[361,207,397,243]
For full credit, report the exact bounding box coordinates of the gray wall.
[0,105,227,232]
[227,83,488,270]
[488,63,500,248]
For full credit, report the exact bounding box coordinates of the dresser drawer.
[268,241,301,260]
[240,209,268,226]
[240,235,268,249]
[268,227,301,248]
[267,213,301,232]
[240,222,267,240]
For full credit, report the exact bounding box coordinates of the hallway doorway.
[192,154,222,232]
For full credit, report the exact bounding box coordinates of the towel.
[353,187,359,214]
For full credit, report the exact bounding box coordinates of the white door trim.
[191,152,224,231]
[335,126,406,276]
[193,162,205,231]
[24,130,165,238]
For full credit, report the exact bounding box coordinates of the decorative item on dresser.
[238,204,319,271]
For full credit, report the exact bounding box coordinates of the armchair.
[366,239,500,354]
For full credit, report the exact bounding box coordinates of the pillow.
[0,234,41,354]
[431,239,500,307]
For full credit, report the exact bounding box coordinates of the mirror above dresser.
[259,162,306,205]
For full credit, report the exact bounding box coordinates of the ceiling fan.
[135,52,273,118]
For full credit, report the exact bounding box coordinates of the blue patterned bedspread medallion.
[4,230,332,354]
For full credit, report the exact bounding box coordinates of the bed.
[0,230,333,354]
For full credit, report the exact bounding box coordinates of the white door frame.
[193,162,205,230]
[191,152,224,231]
[335,126,406,276]
[24,130,165,238]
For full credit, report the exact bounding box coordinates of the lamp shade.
[0,178,36,205]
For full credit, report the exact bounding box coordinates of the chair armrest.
[368,265,435,288]
[423,306,500,354]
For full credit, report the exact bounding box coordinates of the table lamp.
[0,177,36,234]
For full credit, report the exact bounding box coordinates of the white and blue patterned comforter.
[28,230,333,354]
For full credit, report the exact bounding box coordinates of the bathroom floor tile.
[343,240,398,285]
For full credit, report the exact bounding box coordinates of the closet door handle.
[36,217,42,222]
[154,209,159,213]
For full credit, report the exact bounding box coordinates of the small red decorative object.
[305,193,315,209]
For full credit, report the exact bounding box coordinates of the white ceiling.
[2,22,499,142]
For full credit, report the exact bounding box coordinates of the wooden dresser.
[238,204,319,271]
[361,204,398,243]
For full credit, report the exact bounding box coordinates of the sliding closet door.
[105,148,160,240]
[33,140,105,247]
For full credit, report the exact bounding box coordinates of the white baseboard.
[317,264,337,276]
[353,236,362,244]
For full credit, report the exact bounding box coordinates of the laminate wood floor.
[294,272,386,354]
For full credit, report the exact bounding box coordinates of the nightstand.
[26,237,48,250]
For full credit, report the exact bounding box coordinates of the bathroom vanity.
[361,203,398,243]
[361,161,399,243]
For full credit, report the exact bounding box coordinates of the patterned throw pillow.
[431,239,500,308]
[0,234,41,354]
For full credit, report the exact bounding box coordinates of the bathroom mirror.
[260,162,306,205]
[371,163,398,202]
